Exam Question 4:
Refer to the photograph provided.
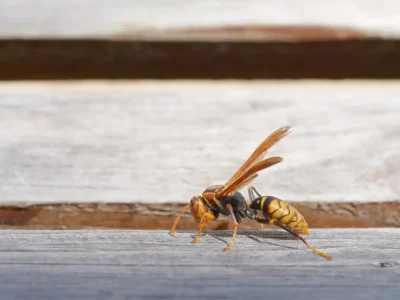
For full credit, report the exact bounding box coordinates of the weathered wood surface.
[0,80,399,204]
[0,0,399,40]
[0,229,399,300]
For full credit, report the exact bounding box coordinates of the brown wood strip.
[1,39,400,80]
[0,202,398,230]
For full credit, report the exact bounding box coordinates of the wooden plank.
[0,0,399,40]
[2,2,400,80]
[0,202,399,229]
[2,39,400,80]
[0,229,399,300]
[0,80,399,205]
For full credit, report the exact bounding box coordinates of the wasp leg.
[247,186,264,228]
[247,186,255,202]
[191,218,207,244]
[255,218,332,260]
[222,204,239,252]
[191,212,217,244]
[170,204,190,237]
[247,186,262,200]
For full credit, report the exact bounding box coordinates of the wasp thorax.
[190,196,205,222]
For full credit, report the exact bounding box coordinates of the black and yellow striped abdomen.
[258,196,309,235]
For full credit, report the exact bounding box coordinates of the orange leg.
[191,212,217,244]
[191,218,207,244]
[256,218,332,261]
[222,204,239,252]
[170,204,190,237]
[272,220,332,260]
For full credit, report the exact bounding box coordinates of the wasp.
[170,126,332,260]
[170,126,290,250]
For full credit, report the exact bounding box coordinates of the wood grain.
[0,80,399,204]
[0,229,399,299]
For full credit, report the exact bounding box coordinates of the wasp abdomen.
[261,196,309,235]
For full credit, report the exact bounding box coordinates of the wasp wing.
[218,156,283,197]
[220,126,291,194]
[231,173,258,193]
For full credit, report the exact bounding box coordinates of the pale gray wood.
[0,81,400,204]
[0,229,399,300]
[0,0,400,39]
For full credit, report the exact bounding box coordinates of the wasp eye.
[190,196,199,213]
[190,196,204,219]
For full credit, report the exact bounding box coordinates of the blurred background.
[0,0,399,231]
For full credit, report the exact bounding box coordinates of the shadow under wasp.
[170,126,332,260]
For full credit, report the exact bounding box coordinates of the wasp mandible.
[170,126,291,251]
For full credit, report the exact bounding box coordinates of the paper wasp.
[170,126,332,260]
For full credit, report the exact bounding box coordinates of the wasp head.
[190,196,205,223]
